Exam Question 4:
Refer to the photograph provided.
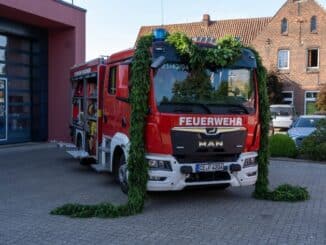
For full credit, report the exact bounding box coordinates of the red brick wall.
[252,0,326,114]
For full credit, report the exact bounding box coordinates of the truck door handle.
[104,115,108,123]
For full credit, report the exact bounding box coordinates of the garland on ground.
[51,32,309,219]
[250,49,309,201]
[50,35,153,218]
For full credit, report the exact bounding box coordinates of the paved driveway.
[0,145,325,245]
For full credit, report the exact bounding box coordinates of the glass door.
[0,78,7,141]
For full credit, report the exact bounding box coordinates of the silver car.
[288,115,326,147]
[270,104,296,129]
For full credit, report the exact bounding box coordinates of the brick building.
[252,0,326,114]
[138,0,326,115]
[0,0,85,145]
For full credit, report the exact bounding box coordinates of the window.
[108,66,117,94]
[281,18,288,34]
[0,35,7,47]
[305,91,319,115]
[282,91,294,105]
[0,49,5,62]
[310,16,317,33]
[307,48,319,68]
[278,50,290,69]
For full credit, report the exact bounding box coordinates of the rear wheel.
[117,154,128,194]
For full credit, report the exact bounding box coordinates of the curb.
[0,142,57,154]
[270,157,326,165]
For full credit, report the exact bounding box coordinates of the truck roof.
[108,49,134,64]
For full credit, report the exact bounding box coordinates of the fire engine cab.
[67,30,260,192]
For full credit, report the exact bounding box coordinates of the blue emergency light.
[153,28,168,41]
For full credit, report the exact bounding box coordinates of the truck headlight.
[148,159,172,171]
[243,157,257,168]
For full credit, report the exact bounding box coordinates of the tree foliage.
[316,84,326,112]
[267,72,284,104]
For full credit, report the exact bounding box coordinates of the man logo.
[198,140,224,148]
[206,128,218,135]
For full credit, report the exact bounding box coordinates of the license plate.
[196,163,224,172]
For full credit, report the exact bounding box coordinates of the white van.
[270,104,296,129]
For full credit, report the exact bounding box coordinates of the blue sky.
[65,0,289,60]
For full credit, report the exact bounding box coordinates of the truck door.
[102,65,118,137]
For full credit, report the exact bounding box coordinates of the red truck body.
[69,34,260,191]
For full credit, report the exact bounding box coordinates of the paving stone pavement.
[0,145,325,245]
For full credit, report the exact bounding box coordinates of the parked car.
[270,104,296,129]
[288,115,326,147]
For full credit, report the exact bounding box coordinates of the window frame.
[278,49,290,70]
[310,16,317,33]
[307,48,319,69]
[282,91,294,105]
[281,18,288,35]
[304,90,319,115]
[108,66,117,95]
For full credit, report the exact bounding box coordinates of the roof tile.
[137,16,272,46]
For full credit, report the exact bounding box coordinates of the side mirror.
[151,56,166,69]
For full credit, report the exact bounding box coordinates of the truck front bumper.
[146,152,258,191]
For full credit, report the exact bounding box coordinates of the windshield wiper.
[159,102,212,114]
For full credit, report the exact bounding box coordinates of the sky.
[63,0,306,60]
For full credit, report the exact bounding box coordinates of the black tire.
[118,154,128,194]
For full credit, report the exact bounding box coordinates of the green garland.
[51,32,308,218]
[250,49,309,201]
[51,35,153,218]
[251,48,270,197]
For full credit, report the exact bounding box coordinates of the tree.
[316,84,326,112]
[267,72,284,104]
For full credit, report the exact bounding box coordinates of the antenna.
[161,0,164,26]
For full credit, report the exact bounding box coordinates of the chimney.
[202,14,211,27]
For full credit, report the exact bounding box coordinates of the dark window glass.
[108,66,117,95]
[0,35,7,47]
[281,18,288,34]
[0,63,6,75]
[8,79,30,90]
[270,107,293,116]
[311,16,317,32]
[307,49,318,68]
[6,51,30,65]
[154,63,255,115]
[7,65,30,78]
[0,49,5,62]
[7,36,30,52]
[294,117,321,127]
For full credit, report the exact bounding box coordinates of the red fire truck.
[67,30,260,192]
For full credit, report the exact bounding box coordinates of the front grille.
[185,171,231,183]
[176,154,239,163]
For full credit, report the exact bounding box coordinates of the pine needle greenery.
[51,32,308,219]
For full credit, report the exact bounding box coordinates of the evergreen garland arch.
[51,32,308,219]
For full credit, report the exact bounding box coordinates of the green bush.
[269,134,298,158]
[300,119,326,161]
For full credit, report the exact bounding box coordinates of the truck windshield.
[153,63,255,114]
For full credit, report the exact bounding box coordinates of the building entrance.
[0,78,7,141]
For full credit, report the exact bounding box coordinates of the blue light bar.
[153,28,168,41]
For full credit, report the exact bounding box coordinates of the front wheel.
[118,154,128,194]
